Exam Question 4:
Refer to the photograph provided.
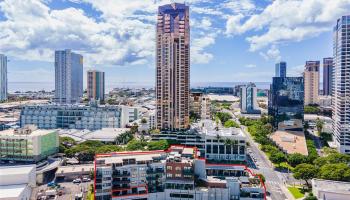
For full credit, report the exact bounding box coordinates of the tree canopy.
[293,163,317,187]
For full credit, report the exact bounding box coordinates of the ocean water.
[8,81,271,93]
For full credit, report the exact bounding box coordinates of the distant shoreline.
[8,81,272,93]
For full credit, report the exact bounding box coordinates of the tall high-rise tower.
[323,57,334,96]
[54,49,83,104]
[275,61,287,77]
[0,54,7,101]
[87,70,105,103]
[156,3,190,130]
[304,61,320,105]
[333,16,350,154]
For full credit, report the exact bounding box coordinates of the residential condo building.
[240,83,261,114]
[323,57,334,96]
[156,3,190,131]
[275,61,287,77]
[54,49,83,104]
[0,125,59,163]
[333,15,350,154]
[20,104,122,130]
[94,146,265,200]
[304,61,320,105]
[0,54,7,101]
[190,92,211,120]
[87,70,105,103]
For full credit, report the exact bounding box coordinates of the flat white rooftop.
[0,184,28,199]
[312,178,350,194]
[192,120,246,138]
[0,128,56,137]
[58,128,130,142]
[0,165,35,177]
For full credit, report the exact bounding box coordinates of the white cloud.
[225,0,350,50]
[0,0,221,67]
[259,45,281,61]
[289,64,304,77]
[245,64,256,68]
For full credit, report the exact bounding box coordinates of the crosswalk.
[266,180,283,194]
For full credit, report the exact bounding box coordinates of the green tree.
[126,139,146,151]
[141,118,147,124]
[315,118,324,134]
[130,123,139,134]
[115,131,134,144]
[224,120,239,128]
[255,173,265,183]
[149,129,161,135]
[270,152,286,166]
[293,163,317,188]
[318,163,350,181]
[147,140,169,150]
[96,145,124,154]
[288,153,307,167]
[215,112,232,125]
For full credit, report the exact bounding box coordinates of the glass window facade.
[268,77,304,131]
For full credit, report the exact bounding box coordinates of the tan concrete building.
[156,3,190,130]
[304,61,320,105]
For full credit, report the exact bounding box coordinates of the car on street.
[72,178,82,184]
[82,177,91,182]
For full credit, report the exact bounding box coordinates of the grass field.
[287,186,305,199]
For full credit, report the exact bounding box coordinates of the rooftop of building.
[207,95,239,102]
[58,128,130,143]
[0,165,35,177]
[55,164,94,175]
[270,130,308,156]
[0,125,56,137]
[192,120,246,138]
[0,184,29,199]
[312,178,350,194]
[96,145,199,165]
[304,114,332,122]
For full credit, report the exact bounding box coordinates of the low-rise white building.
[0,165,36,200]
[152,120,247,162]
[0,125,59,162]
[312,178,350,200]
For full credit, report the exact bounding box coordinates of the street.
[227,109,289,200]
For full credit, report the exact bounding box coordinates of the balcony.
[112,184,130,190]
[112,171,130,177]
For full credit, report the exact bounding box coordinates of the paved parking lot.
[31,181,92,200]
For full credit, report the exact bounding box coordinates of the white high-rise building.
[333,15,350,154]
[54,49,83,104]
[0,54,7,101]
[240,83,260,114]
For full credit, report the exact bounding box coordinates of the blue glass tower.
[275,62,287,77]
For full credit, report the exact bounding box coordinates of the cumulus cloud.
[225,0,350,51]
[259,45,281,61]
[0,0,222,67]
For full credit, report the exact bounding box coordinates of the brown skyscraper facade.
[156,3,190,130]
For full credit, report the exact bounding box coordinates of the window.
[206,145,212,153]
[175,174,181,178]
[167,166,172,170]
[175,167,181,171]
[166,173,172,178]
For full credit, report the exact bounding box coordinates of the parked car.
[82,177,91,182]
[72,178,81,184]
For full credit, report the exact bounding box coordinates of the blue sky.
[0,0,349,90]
